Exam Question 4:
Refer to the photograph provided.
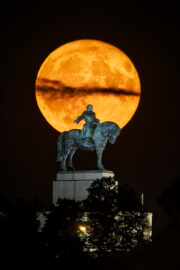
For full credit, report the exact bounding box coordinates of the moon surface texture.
[35,39,141,132]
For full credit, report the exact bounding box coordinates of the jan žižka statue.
[57,104,122,171]
[73,104,100,138]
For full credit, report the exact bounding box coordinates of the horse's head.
[109,128,121,144]
[108,125,121,144]
[101,121,122,144]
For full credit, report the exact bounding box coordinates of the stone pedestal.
[53,170,114,204]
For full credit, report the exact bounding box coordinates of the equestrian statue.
[57,104,122,171]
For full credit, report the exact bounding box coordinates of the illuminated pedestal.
[53,170,114,204]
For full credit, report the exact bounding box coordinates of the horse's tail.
[57,132,66,163]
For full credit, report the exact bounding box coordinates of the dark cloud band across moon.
[36,78,140,99]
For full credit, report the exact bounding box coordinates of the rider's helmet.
[87,104,93,111]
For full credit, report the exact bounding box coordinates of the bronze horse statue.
[57,121,121,171]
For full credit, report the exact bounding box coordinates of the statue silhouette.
[57,105,122,171]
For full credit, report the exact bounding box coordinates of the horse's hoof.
[61,167,67,171]
[68,168,75,171]
[68,165,75,170]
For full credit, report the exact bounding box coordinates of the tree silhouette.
[158,178,180,225]
[81,177,149,257]
[0,197,40,266]
[0,179,151,267]
[41,198,86,265]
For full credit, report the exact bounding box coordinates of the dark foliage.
[0,197,41,266]
[158,178,180,225]
[0,179,151,267]
[40,198,86,264]
[82,177,149,257]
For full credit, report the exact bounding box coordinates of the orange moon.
[35,39,141,132]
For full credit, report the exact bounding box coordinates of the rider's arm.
[74,112,85,123]
[93,112,100,124]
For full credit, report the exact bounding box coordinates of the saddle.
[79,136,94,150]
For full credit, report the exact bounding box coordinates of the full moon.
[35,39,141,132]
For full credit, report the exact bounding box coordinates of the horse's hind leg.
[68,147,77,170]
[61,148,71,171]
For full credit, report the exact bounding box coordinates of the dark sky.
[1,2,180,230]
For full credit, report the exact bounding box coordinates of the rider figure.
[74,104,100,138]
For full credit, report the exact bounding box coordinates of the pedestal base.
[53,170,114,204]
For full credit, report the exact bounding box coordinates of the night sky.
[1,2,180,231]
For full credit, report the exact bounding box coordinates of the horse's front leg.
[96,148,104,170]
[95,140,107,170]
